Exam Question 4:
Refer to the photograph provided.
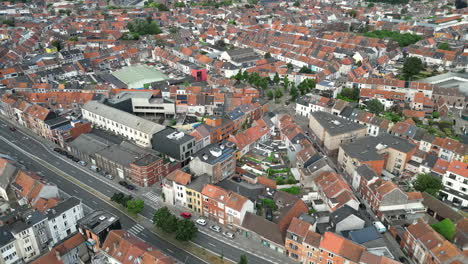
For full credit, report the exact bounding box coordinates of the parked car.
[210,225,221,232]
[53,148,62,153]
[232,176,241,183]
[180,212,191,219]
[59,151,68,156]
[223,231,234,239]
[66,153,74,159]
[118,181,129,187]
[78,161,87,166]
[266,208,273,221]
[89,165,100,172]
[196,219,207,226]
[373,221,387,233]
[9,126,16,131]
[105,173,114,180]
[71,157,80,162]
[126,184,135,190]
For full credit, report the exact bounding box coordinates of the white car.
[223,231,234,239]
[209,225,221,232]
[196,219,207,226]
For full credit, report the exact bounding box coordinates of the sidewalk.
[166,204,295,264]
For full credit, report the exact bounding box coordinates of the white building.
[46,197,84,245]
[162,169,191,207]
[0,235,20,264]
[82,101,165,148]
[440,160,468,207]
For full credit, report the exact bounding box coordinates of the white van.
[89,165,100,172]
[373,221,387,233]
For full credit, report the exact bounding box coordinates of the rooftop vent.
[210,147,222,157]
[202,154,209,161]
[99,216,107,221]
[167,131,185,140]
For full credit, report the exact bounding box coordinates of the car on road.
[104,173,114,180]
[53,148,62,153]
[223,231,234,239]
[118,181,129,187]
[180,212,191,219]
[78,161,87,166]
[9,126,16,131]
[89,165,100,172]
[71,157,80,162]
[126,184,136,190]
[210,225,221,232]
[196,219,207,226]
[66,153,74,159]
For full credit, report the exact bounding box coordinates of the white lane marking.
[73,190,78,194]
[92,200,98,205]
[208,243,216,247]
[167,249,174,253]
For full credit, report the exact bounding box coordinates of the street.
[0,119,283,264]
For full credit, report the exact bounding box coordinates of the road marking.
[208,243,216,247]
[167,249,174,253]
[140,233,148,238]
[73,190,78,194]
[92,200,98,205]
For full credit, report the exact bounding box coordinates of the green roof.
[112,65,169,88]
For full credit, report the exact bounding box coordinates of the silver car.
[209,225,221,232]
[223,231,234,239]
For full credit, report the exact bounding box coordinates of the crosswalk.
[128,224,145,236]
[143,191,162,208]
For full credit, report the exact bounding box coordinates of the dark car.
[232,176,241,183]
[118,181,129,187]
[60,151,69,156]
[126,184,135,190]
[9,126,16,131]
[66,154,74,159]
[71,157,80,162]
[266,209,273,221]
[53,148,62,153]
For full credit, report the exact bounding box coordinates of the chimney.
[55,250,61,261]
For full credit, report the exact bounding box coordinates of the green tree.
[286,62,293,70]
[290,84,298,101]
[274,88,283,99]
[111,192,125,204]
[264,52,271,59]
[368,3,374,7]
[293,0,300,7]
[51,40,62,51]
[366,99,384,115]
[239,254,248,264]
[348,10,358,18]
[273,72,280,85]
[174,2,185,8]
[402,57,423,80]
[267,90,274,100]
[413,173,442,196]
[431,219,456,241]
[175,219,198,241]
[68,36,78,41]
[283,75,290,91]
[437,42,450,50]
[153,207,179,233]
[299,66,314,74]
[127,199,144,214]
[432,111,440,119]
[2,20,14,27]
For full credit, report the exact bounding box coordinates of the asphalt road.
[0,120,275,264]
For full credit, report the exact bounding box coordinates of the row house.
[348,78,433,101]
[312,171,360,212]
[295,95,333,118]
[11,170,60,208]
[411,93,435,113]
[359,88,405,111]
[419,135,467,163]
[338,134,417,177]
[400,219,464,264]
[45,197,84,245]
[31,233,91,264]
[286,217,400,264]
[228,119,271,158]
[162,169,192,208]
[201,184,254,226]
[339,107,392,137]
[439,160,468,208]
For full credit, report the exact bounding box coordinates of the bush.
[431,219,455,241]
[127,199,144,214]
[363,30,422,47]
[261,198,277,210]
[280,186,300,195]
[413,174,442,196]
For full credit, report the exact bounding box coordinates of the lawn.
[280,186,300,195]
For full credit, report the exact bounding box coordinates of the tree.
[431,219,456,241]
[153,207,179,233]
[293,0,299,7]
[432,111,440,119]
[111,192,125,204]
[283,75,290,91]
[368,3,374,8]
[455,0,467,9]
[366,99,384,115]
[348,10,358,18]
[264,52,271,59]
[413,173,442,196]
[286,62,293,70]
[299,66,314,74]
[273,72,280,85]
[239,254,248,264]
[175,219,198,241]
[402,57,423,80]
[290,84,298,101]
[51,40,62,51]
[437,42,450,51]
[127,199,144,214]
[2,19,14,27]
[274,88,283,99]
[267,90,274,100]
[174,2,185,8]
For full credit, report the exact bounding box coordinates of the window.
[328,252,334,258]
[327,260,333,264]
[292,234,298,241]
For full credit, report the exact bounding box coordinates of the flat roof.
[112,65,169,89]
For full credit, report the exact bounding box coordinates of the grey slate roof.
[348,226,382,244]
[310,111,366,136]
[0,226,14,247]
[46,197,81,220]
[82,101,165,135]
[341,135,416,161]
[0,161,17,189]
[356,164,379,180]
[330,205,361,225]
[241,212,284,245]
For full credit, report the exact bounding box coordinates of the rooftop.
[112,65,169,89]
[78,210,119,234]
[310,111,366,136]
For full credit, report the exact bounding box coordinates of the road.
[0,119,278,264]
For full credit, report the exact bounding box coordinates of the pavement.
[0,117,287,264]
